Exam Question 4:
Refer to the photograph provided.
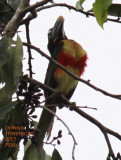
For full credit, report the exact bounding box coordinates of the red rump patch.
[56,51,87,76]
[76,54,88,76]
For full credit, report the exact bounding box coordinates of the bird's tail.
[35,98,56,150]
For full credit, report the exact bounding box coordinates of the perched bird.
[36,16,87,148]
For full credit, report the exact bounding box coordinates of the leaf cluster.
[76,0,121,27]
[0,36,23,128]
[0,0,20,34]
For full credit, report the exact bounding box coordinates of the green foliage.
[8,0,20,9]
[45,155,51,160]
[24,143,48,160]
[76,0,85,10]
[93,0,112,28]
[0,35,23,127]
[0,100,17,129]
[0,36,23,100]
[0,103,25,160]
[108,4,121,17]
[23,144,62,160]
[7,103,25,126]
[23,144,41,160]
[0,36,8,69]
[0,140,19,160]
[0,35,23,158]
[51,149,62,160]
[0,0,20,28]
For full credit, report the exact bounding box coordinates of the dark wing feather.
[44,41,64,98]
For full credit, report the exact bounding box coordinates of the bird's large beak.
[51,16,66,41]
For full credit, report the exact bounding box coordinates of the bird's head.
[48,16,67,54]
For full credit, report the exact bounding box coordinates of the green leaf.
[0,103,24,159]
[0,36,9,71]
[0,100,16,120]
[51,149,62,160]
[13,35,23,83]
[0,98,18,130]
[7,144,20,160]
[93,0,112,28]
[24,146,47,160]
[0,36,23,101]
[9,0,21,9]
[45,155,51,160]
[0,1,14,29]
[7,103,25,126]
[24,140,32,153]
[23,144,40,160]
[40,148,46,160]
[108,4,121,17]
[76,0,85,10]
[0,0,20,30]
[0,137,20,160]
[0,100,24,129]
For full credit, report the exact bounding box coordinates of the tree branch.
[18,2,121,26]
[4,0,51,37]
[4,0,30,37]
[25,22,33,78]
[4,1,121,37]
[27,77,121,142]
[23,42,121,101]
[36,3,121,24]
[71,107,121,159]
[26,76,121,158]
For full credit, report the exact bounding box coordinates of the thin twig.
[25,22,33,78]
[72,107,121,158]
[27,77,121,142]
[20,0,52,15]
[39,105,77,160]
[27,77,55,93]
[106,128,121,141]
[70,105,97,110]
[26,77,121,158]
[19,2,121,25]
[36,3,121,24]
[23,42,121,100]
